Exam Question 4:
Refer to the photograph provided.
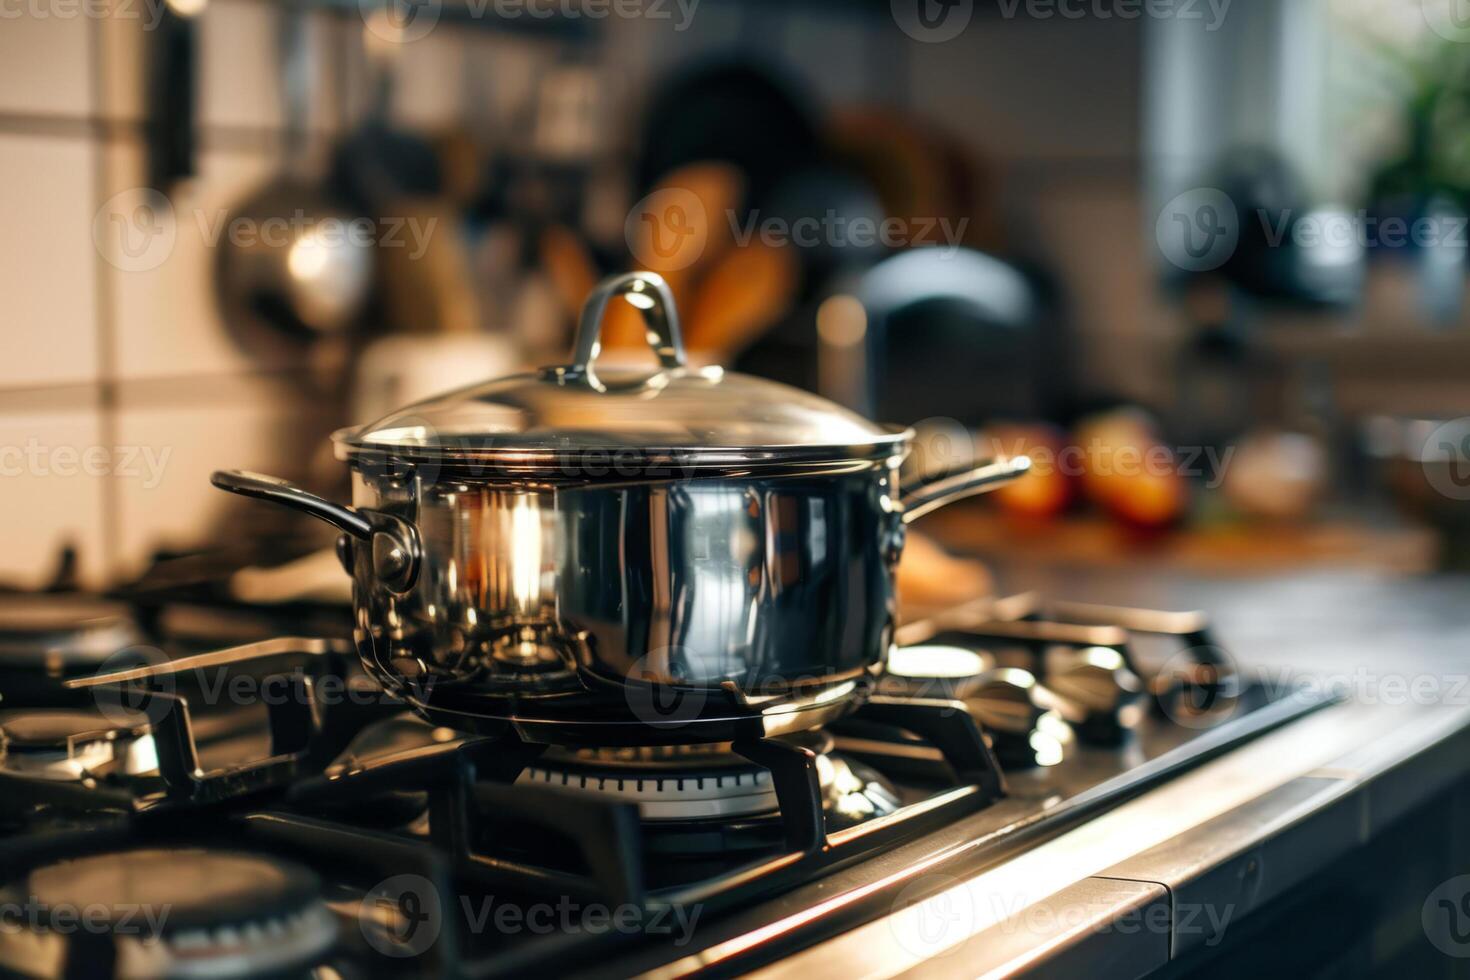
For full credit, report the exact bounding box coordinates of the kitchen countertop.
[921,507,1440,577]
[990,566,1470,675]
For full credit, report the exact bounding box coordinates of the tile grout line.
[89,12,121,584]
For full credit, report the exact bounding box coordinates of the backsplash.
[0,0,1150,589]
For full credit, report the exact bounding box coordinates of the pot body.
[345,459,905,742]
[212,273,1029,743]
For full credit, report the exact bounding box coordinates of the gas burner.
[878,645,1071,767]
[0,709,155,782]
[0,595,147,688]
[518,731,902,829]
[0,849,336,979]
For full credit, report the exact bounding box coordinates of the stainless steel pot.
[213,272,1028,744]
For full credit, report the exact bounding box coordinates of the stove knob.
[1044,646,1145,745]
[967,668,1045,734]
[1152,657,1242,725]
[966,668,1069,768]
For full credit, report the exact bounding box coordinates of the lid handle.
[569,272,686,382]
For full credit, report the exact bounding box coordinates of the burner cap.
[879,644,996,699]
[521,746,779,820]
[0,595,145,674]
[0,709,148,749]
[518,731,901,828]
[0,849,336,979]
[0,708,154,781]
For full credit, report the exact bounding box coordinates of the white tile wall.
[0,13,91,118]
[4,3,341,587]
[100,0,343,130]
[98,0,151,123]
[111,376,330,578]
[0,132,100,389]
[100,137,309,381]
[198,0,343,133]
[0,402,109,588]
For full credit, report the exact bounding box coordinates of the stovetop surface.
[0,572,1336,979]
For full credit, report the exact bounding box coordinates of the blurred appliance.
[216,2,374,341]
[827,247,1053,425]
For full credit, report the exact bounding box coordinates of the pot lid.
[336,272,905,470]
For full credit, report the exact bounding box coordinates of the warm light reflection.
[287,228,332,281]
[510,494,542,611]
[816,294,867,348]
[887,645,986,679]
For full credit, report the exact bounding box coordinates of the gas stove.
[0,579,1332,979]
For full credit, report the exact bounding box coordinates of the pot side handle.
[210,469,420,594]
[899,456,1031,525]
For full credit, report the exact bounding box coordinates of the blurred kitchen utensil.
[146,0,198,192]
[636,61,819,211]
[686,239,800,361]
[375,198,480,336]
[216,1,373,339]
[540,223,601,325]
[331,20,441,210]
[841,247,1042,420]
[1364,415,1470,568]
[607,162,746,352]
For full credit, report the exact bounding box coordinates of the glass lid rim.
[330,424,915,466]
